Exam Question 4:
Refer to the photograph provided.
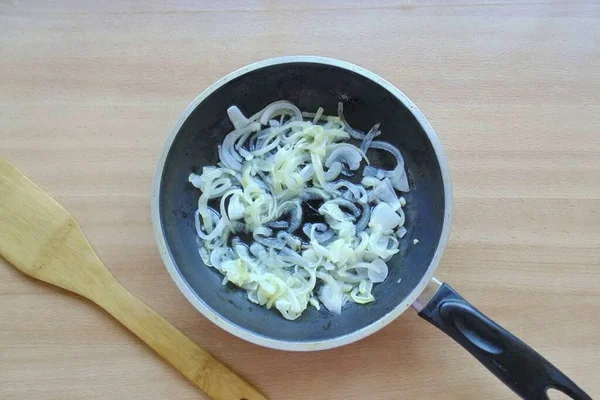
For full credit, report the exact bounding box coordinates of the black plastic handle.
[418,283,592,400]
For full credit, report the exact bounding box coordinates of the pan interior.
[158,61,447,343]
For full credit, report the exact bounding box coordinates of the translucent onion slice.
[363,140,409,192]
[370,203,402,232]
[337,102,365,140]
[360,123,381,153]
[227,105,250,131]
[259,100,303,125]
[372,177,401,210]
[325,143,366,171]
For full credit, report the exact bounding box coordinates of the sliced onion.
[194,207,219,237]
[223,131,245,163]
[302,188,331,202]
[337,102,365,140]
[188,173,203,189]
[340,165,354,177]
[312,107,324,124]
[360,123,381,153]
[227,191,245,220]
[397,226,407,239]
[219,189,242,231]
[372,177,400,209]
[253,226,286,249]
[324,161,342,181]
[368,140,405,170]
[197,214,227,241]
[350,284,375,304]
[325,143,366,170]
[251,133,281,157]
[249,243,268,261]
[348,259,388,283]
[317,272,344,314]
[389,167,409,192]
[276,231,302,250]
[279,247,310,269]
[267,220,289,229]
[310,152,326,187]
[367,232,400,260]
[227,105,249,131]
[363,165,386,180]
[329,180,368,204]
[199,247,211,266]
[210,247,233,269]
[300,164,315,181]
[302,223,335,244]
[318,201,354,223]
[259,100,303,125]
[370,203,402,232]
[363,140,409,192]
[367,259,389,283]
[355,202,371,232]
[333,270,363,284]
[218,143,243,171]
[277,200,303,233]
[329,198,360,218]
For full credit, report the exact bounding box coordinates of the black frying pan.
[152,56,591,400]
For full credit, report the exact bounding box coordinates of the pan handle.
[417,281,591,400]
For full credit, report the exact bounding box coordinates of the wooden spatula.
[0,158,268,400]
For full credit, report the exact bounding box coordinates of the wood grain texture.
[1,1,598,399]
[0,159,267,400]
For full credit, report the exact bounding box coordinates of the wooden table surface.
[1,1,599,399]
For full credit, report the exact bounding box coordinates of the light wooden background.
[1,1,599,399]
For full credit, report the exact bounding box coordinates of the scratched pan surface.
[152,56,451,351]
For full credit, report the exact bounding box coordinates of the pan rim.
[151,56,453,351]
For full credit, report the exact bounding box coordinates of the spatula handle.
[92,278,267,400]
[0,158,266,400]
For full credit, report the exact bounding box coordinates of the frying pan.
[152,56,591,399]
